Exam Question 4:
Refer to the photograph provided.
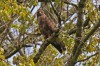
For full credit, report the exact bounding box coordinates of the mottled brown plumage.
[37,9,66,53]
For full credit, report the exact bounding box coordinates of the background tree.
[0,0,100,66]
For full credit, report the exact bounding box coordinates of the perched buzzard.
[37,9,66,53]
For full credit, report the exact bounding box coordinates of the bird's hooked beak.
[37,11,41,17]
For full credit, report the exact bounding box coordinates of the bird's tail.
[51,38,66,53]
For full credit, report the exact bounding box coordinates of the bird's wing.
[45,16,58,32]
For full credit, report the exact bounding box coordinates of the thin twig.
[31,6,35,13]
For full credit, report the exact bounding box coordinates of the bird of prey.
[37,9,66,53]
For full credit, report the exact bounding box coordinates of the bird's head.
[37,9,45,17]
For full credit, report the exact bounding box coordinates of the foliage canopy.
[0,0,100,66]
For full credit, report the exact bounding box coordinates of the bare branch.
[68,16,90,35]
[77,52,98,62]
[82,21,100,42]
[67,1,87,66]
[49,0,61,26]
[74,20,100,63]
[31,6,35,13]
[33,33,58,63]
[38,0,55,2]
[4,36,28,59]
[5,46,22,59]
[64,1,78,9]
[33,39,50,63]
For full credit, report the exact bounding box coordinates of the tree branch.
[5,46,22,59]
[33,35,56,63]
[67,1,87,66]
[31,6,35,13]
[74,20,100,64]
[38,0,55,2]
[64,1,78,9]
[4,36,28,59]
[68,16,90,35]
[77,52,98,62]
[33,39,50,63]
[82,21,100,42]
[49,0,61,26]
